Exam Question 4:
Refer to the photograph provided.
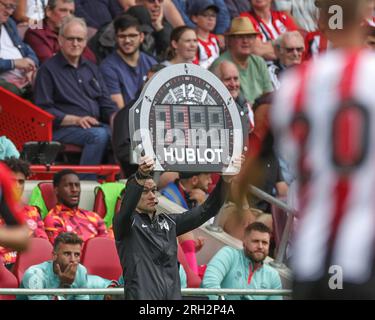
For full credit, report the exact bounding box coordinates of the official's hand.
[188,188,207,205]
[222,155,244,183]
[56,262,78,286]
[76,116,99,129]
[138,155,155,177]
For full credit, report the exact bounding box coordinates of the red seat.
[81,237,122,280]
[93,188,107,219]
[13,238,53,284]
[0,261,19,300]
[93,183,124,220]
[177,244,202,288]
[93,189,123,219]
[38,182,57,212]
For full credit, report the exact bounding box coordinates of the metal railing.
[207,185,297,269]
[0,288,292,298]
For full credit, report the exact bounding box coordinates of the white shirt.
[0,25,22,60]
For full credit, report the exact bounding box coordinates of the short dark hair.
[166,25,196,60]
[1,158,31,178]
[244,222,271,236]
[47,0,74,10]
[53,169,78,187]
[53,232,83,251]
[114,14,142,34]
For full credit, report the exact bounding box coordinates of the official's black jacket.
[113,178,227,300]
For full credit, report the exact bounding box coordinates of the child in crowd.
[190,0,220,69]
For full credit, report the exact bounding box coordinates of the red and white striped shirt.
[272,49,375,284]
[196,34,220,69]
[240,11,298,42]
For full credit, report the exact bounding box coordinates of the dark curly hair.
[1,158,31,178]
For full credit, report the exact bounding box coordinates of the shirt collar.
[55,203,78,215]
[56,51,89,68]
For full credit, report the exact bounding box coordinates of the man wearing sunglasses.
[268,30,305,89]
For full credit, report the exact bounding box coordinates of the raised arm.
[113,156,154,239]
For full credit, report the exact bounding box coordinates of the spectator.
[24,0,97,64]
[163,25,198,65]
[0,0,38,99]
[240,0,298,61]
[13,0,47,25]
[202,222,282,300]
[113,155,240,299]
[74,0,123,30]
[161,172,212,210]
[213,60,254,133]
[34,16,118,176]
[0,158,48,268]
[100,15,157,109]
[190,0,220,69]
[224,0,250,20]
[131,0,173,58]
[210,17,273,105]
[112,63,165,178]
[0,162,29,251]
[44,169,110,244]
[172,0,231,36]
[289,0,319,32]
[18,232,90,300]
[88,3,173,63]
[268,30,304,89]
[0,136,19,159]
[122,0,185,28]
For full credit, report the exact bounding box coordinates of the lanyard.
[247,262,261,285]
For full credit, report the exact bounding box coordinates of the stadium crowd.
[0,0,375,300]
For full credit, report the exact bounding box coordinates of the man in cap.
[210,16,273,105]
[189,0,220,69]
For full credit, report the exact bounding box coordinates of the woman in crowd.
[162,25,198,65]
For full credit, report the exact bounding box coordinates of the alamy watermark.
[132,124,240,166]
[328,5,344,30]
[328,265,343,290]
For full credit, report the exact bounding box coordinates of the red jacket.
[24,20,97,64]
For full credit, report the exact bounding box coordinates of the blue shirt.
[74,0,123,29]
[172,0,231,34]
[202,246,282,300]
[34,52,118,129]
[100,51,157,106]
[18,261,90,300]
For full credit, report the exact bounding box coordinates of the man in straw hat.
[270,0,375,299]
[210,16,273,105]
